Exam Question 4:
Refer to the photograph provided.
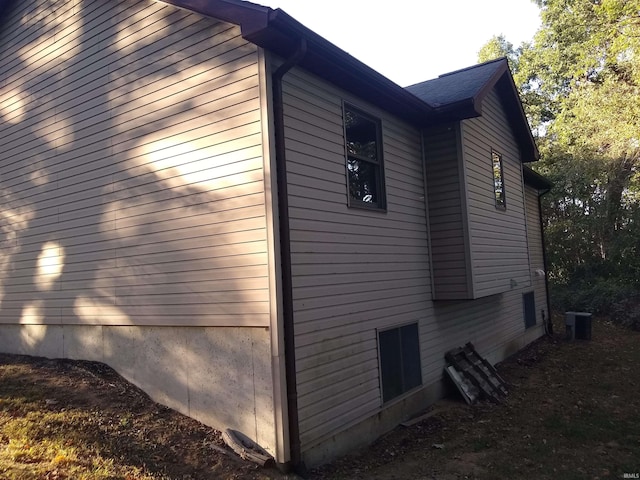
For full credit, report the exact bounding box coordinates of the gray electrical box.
[565,311,592,341]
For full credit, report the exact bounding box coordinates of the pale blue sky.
[268,1,541,87]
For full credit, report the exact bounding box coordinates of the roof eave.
[160,0,271,30]
[253,9,436,124]
[413,58,540,162]
[470,59,509,112]
[463,58,540,163]
[423,99,482,125]
[161,1,436,125]
[495,72,540,162]
[523,165,552,191]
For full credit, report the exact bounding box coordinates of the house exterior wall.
[0,0,281,457]
[0,0,549,467]
[525,185,549,325]
[422,123,473,300]
[280,65,546,466]
[280,65,431,460]
[461,88,532,298]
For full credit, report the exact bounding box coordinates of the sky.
[268,1,542,87]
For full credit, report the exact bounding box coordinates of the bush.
[550,278,638,315]
[610,295,640,330]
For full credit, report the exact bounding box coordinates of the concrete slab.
[252,327,276,452]
[187,327,258,446]
[0,324,277,459]
[18,325,64,358]
[104,326,190,414]
[63,325,104,361]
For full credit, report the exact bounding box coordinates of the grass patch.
[543,409,627,442]
[0,355,283,480]
[0,399,157,479]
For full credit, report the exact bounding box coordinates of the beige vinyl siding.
[461,88,531,297]
[282,67,546,460]
[0,0,269,327]
[525,185,548,322]
[421,284,543,385]
[423,123,472,299]
[420,188,547,384]
[280,66,431,452]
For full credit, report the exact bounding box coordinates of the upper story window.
[344,104,386,210]
[492,150,506,209]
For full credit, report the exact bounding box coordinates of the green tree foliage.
[480,0,640,312]
[477,35,518,69]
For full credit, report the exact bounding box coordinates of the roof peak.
[438,57,508,79]
[405,57,538,162]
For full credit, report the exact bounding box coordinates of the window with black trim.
[378,323,421,403]
[344,104,386,209]
[492,150,506,209]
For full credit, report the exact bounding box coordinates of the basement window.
[492,150,506,209]
[378,323,422,403]
[344,104,386,210]
[523,291,536,329]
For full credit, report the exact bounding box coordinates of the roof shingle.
[405,58,506,109]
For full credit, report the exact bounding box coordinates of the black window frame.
[491,149,506,209]
[377,322,422,404]
[343,103,387,211]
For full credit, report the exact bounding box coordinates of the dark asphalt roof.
[0,1,538,161]
[405,58,539,161]
[406,58,507,110]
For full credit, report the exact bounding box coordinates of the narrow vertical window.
[492,150,506,209]
[344,104,386,209]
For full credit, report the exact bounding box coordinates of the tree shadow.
[0,0,275,457]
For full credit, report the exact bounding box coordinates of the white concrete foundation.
[0,324,277,457]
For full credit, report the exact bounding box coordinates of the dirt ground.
[1,316,639,479]
[0,354,291,480]
[311,317,640,479]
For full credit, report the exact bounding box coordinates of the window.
[492,150,506,209]
[523,291,536,329]
[344,104,386,209]
[378,323,421,403]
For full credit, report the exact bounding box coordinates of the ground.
[0,355,290,480]
[1,316,639,479]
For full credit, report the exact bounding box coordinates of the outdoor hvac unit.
[565,311,592,341]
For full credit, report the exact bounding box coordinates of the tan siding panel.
[462,89,530,297]
[423,123,471,299]
[282,65,432,450]
[281,66,545,455]
[0,0,267,328]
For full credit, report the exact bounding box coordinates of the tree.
[535,0,640,244]
[480,0,640,311]
[477,35,518,70]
